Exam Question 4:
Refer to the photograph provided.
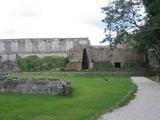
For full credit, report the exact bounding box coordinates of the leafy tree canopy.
[134,0,160,65]
[142,0,160,16]
[102,0,160,66]
[101,0,146,44]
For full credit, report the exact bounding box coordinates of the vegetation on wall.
[92,61,114,71]
[92,60,143,71]
[18,56,69,72]
[40,56,69,71]
[123,60,143,71]
[18,56,40,71]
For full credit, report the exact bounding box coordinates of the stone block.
[66,62,82,71]
[0,78,71,96]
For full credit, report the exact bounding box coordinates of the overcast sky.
[0,0,109,45]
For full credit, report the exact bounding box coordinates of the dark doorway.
[114,62,121,68]
[82,48,89,70]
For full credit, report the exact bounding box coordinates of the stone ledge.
[15,71,155,76]
[0,77,71,96]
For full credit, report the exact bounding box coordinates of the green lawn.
[0,75,135,120]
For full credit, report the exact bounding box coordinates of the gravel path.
[97,77,160,120]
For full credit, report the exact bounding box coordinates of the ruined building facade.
[0,38,143,71]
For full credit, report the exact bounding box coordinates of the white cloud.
[0,0,108,45]
[0,29,18,34]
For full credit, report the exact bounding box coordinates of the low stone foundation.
[0,77,71,95]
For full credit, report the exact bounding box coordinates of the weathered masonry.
[0,37,143,71]
[0,77,71,95]
[0,38,90,61]
[66,45,143,70]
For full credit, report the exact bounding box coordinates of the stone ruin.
[0,77,71,96]
[0,37,144,71]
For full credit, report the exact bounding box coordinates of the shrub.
[18,56,40,71]
[123,60,143,70]
[18,56,69,72]
[93,60,143,71]
[93,61,114,71]
[40,56,69,71]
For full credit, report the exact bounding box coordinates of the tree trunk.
[144,51,149,67]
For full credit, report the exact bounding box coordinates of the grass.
[0,74,136,120]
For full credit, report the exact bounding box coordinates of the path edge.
[88,78,137,120]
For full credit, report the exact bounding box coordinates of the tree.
[101,0,145,44]
[133,22,160,66]
[134,0,160,65]
[134,25,160,61]
[102,0,160,67]
[142,0,160,16]
[141,0,160,80]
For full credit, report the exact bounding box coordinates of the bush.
[18,56,40,71]
[18,56,69,72]
[40,56,69,71]
[93,61,114,71]
[123,60,143,70]
[93,60,143,71]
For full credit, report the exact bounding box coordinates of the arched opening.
[82,48,89,70]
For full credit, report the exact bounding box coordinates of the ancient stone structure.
[0,37,144,71]
[66,45,93,70]
[0,38,90,61]
[0,77,71,95]
[90,46,142,67]
[66,45,143,70]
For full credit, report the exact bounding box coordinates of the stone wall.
[66,45,144,70]
[16,71,154,76]
[0,77,71,95]
[66,46,93,70]
[90,46,144,67]
[0,38,90,61]
[0,37,144,71]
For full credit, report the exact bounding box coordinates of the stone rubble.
[0,77,71,96]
